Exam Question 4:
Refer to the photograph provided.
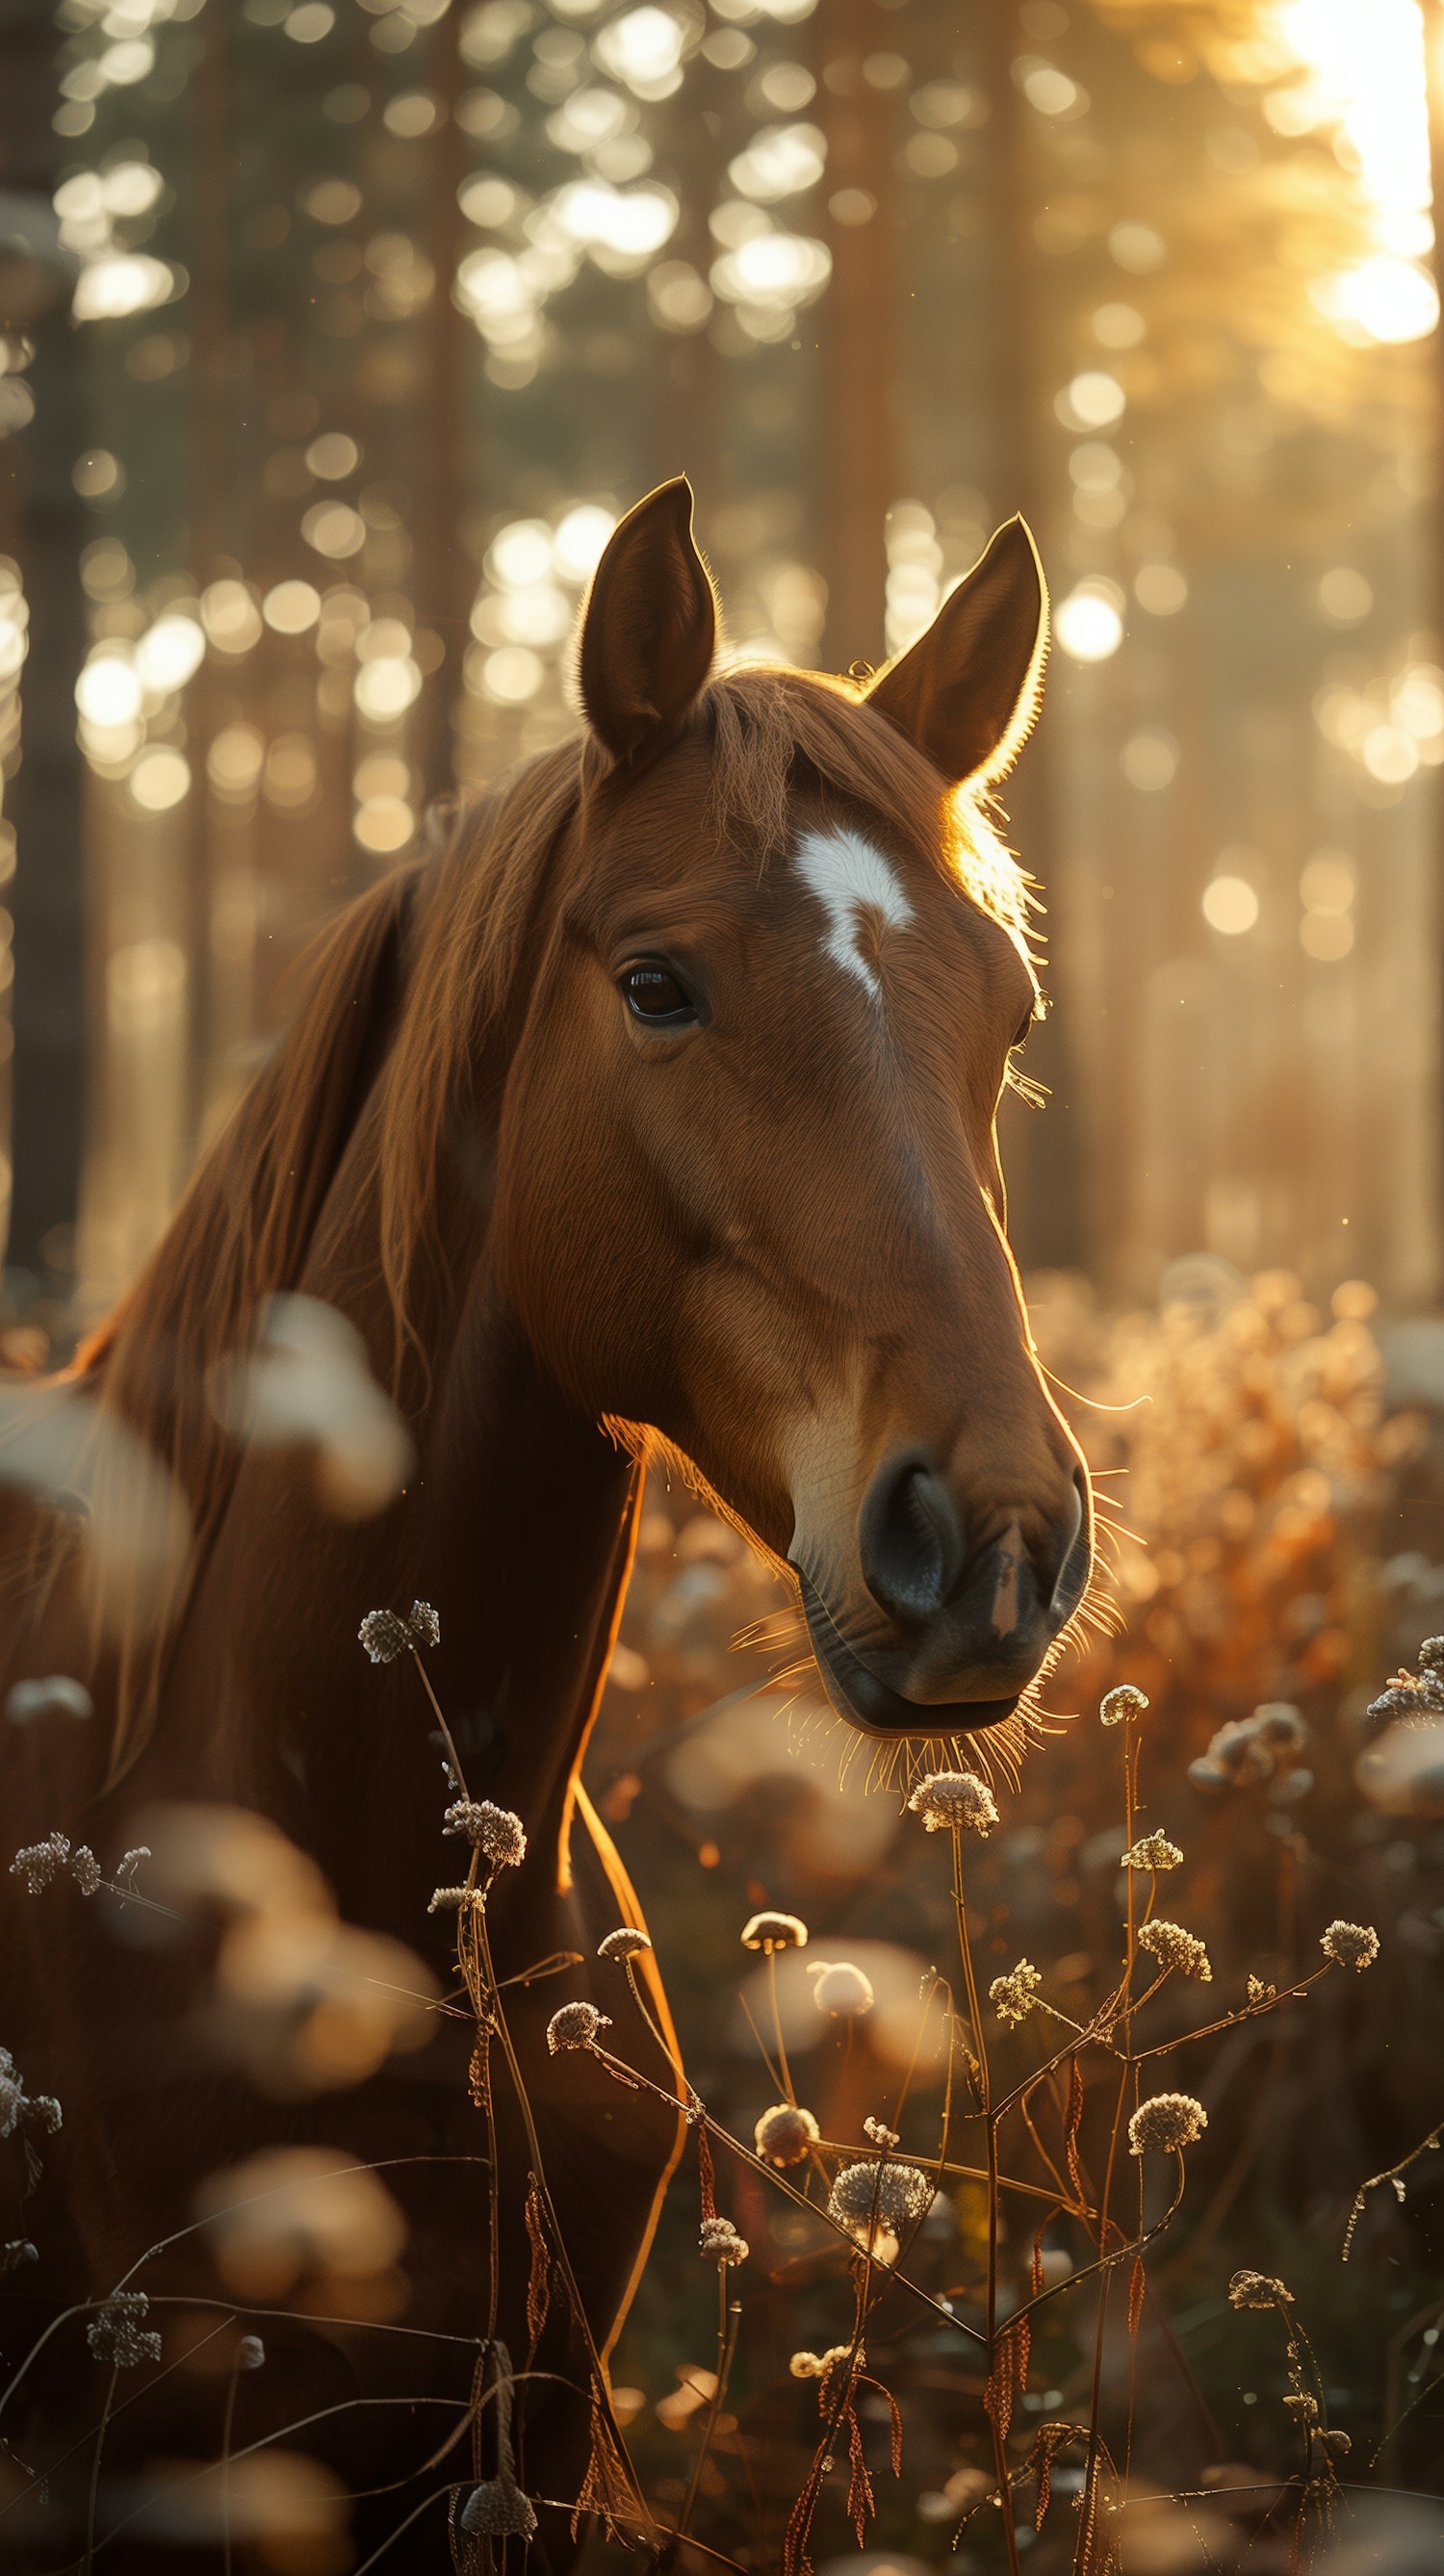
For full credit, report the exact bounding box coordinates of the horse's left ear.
[579,476,718,764]
[866,517,1047,787]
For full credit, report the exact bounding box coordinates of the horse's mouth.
[795,1574,1024,1739]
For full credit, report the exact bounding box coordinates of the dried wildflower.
[357,1609,413,1664]
[6,1675,92,1726]
[1128,2092,1207,2155]
[789,2344,856,2381]
[1321,1919,1379,1971]
[907,1770,998,1836]
[598,1926,652,1960]
[700,2216,749,2267]
[990,1959,1044,2026]
[1246,1973,1276,2005]
[459,2480,538,2539]
[427,1886,470,1914]
[1,2241,37,2275]
[1419,1637,1444,1674]
[1318,2427,1351,2460]
[0,2049,60,2142]
[863,2115,900,2149]
[1253,1703,1306,1750]
[1283,2391,1320,2422]
[808,1960,874,2018]
[546,2000,610,2054]
[1100,1684,1149,1727]
[68,1845,101,1897]
[407,1600,441,1648]
[1122,1830,1183,1872]
[87,2291,161,2369]
[1138,1919,1213,1982]
[740,1909,808,1953]
[237,2334,266,2370]
[442,1799,527,1868]
[828,2158,934,2238]
[755,2102,820,2166]
[114,1847,149,1893]
[1228,2270,1293,2309]
[11,1833,70,1894]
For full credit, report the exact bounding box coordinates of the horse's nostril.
[1046,1472,1089,1613]
[858,1453,965,1626]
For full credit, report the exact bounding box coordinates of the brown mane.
[68,662,1030,1774]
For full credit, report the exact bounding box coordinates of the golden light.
[1054,579,1124,663]
[1202,876,1260,936]
[1278,0,1435,341]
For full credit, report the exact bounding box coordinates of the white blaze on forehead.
[793,826,914,1002]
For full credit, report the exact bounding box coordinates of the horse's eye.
[623,963,695,1025]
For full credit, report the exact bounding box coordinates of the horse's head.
[495,480,1091,1739]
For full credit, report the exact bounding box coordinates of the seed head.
[68,1845,101,1897]
[863,2115,900,2149]
[1419,1637,1444,1675]
[828,2158,933,2240]
[907,1770,998,1836]
[427,1886,471,1914]
[1100,1684,1149,1727]
[598,1926,653,1960]
[6,1675,92,1726]
[357,1609,413,1664]
[1122,1830,1183,1872]
[1246,1972,1276,2005]
[808,1960,874,2018]
[2,2240,37,2275]
[1227,2270,1293,2310]
[442,1800,527,1868]
[1138,1919,1212,1982]
[546,2000,610,2055]
[1127,2092,1207,2156]
[407,1600,441,1648]
[1321,1919,1379,1971]
[699,2216,749,2267]
[740,1909,808,1953]
[754,2102,820,2166]
[990,1959,1044,2026]
[10,1833,70,1894]
[87,2291,161,2369]
[459,2480,538,2538]
[789,2343,856,2382]
[237,2334,266,2369]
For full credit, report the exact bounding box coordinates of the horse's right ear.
[579,477,717,765]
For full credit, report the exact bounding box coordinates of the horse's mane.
[72,662,1029,1773]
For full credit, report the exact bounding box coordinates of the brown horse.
[0,480,1090,2566]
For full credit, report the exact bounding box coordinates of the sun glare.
[1277,0,1437,344]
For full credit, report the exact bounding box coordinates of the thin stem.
[765,1947,795,2105]
[949,1827,1020,2576]
[81,2365,117,2574]
[409,1648,471,1802]
[677,2273,741,2544]
[220,2362,240,2576]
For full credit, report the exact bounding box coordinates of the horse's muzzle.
[794,1455,1092,1738]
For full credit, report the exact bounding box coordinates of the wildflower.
[755,2102,820,2166]
[1100,1684,1149,1727]
[907,1770,998,1836]
[990,1959,1044,2026]
[699,2216,749,2267]
[10,1833,70,1894]
[863,2115,900,2149]
[114,1847,149,1893]
[87,2291,162,2369]
[407,1600,441,1648]
[0,2050,60,2141]
[1252,1703,1306,1750]
[598,1926,653,1960]
[1246,1973,1276,2005]
[546,2000,610,2054]
[1127,2092,1207,2156]
[1,2241,37,2275]
[740,1909,808,1953]
[68,1846,101,1897]
[1420,1637,1444,1674]
[1138,1919,1213,1982]
[6,1676,92,1725]
[237,2335,266,2370]
[427,1886,471,1914]
[1321,1919,1379,1971]
[357,1610,413,1664]
[1228,2270,1293,2309]
[808,1960,874,2018]
[828,2158,934,2239]
[1318,2427,1351,2460]
[442,1800,527,1868]
[459,2481,538,2539]
[789,2344,856,2381]
[1122,1830,1183,1872]
[1283,2391,1320,2422]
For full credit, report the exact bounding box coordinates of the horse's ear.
[865,517,1047,787]
[579,477,717,764]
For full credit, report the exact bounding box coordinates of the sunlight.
[1277,0,1437,343]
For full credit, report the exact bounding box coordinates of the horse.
[0,477,1091,2568]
